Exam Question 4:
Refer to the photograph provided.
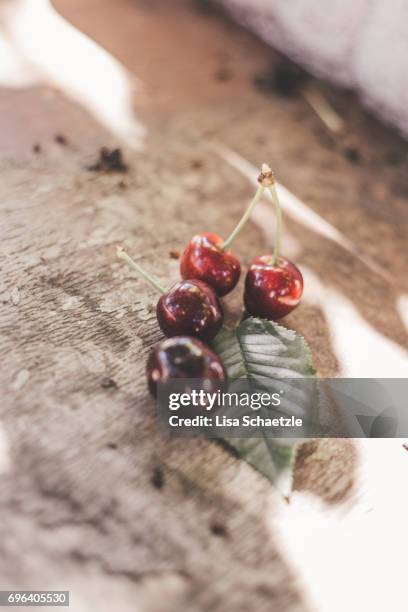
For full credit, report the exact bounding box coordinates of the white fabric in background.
[217,0,408,137]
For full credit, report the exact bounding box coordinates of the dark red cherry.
[179,169,272,296]
[117,248,224,342]
[180,232,240,297]
[157,279,223,341]
[147,336,226,396]
[244,255,303,320]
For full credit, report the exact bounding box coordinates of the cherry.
[180,232,240,297]
[180,173,267,296]
[117,248,223,341]
[146,336,226,397]
[156,279,223,341]
[243,165,303,319]
[244,255,303,319]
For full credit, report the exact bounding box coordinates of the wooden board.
[0,1,407,610]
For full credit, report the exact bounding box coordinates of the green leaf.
[210,317,317,494]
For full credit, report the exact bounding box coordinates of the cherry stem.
[116,247,165,294]
[266,182,282,266]
[222,183,265,250]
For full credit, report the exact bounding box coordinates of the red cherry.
[179,173,270,296]
[180,232,240,297]
[244,255,303,319]
[157,279,223,341]
[147,336,226,397]
[117,248,223,341]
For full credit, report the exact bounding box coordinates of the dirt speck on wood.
[55,133,68,146]
[87,147,129,173]
[253,59,308,98]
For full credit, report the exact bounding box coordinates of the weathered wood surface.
[0,1,407,611]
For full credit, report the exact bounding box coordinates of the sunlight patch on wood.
[302,266,408,377]
[0,0,145,147]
